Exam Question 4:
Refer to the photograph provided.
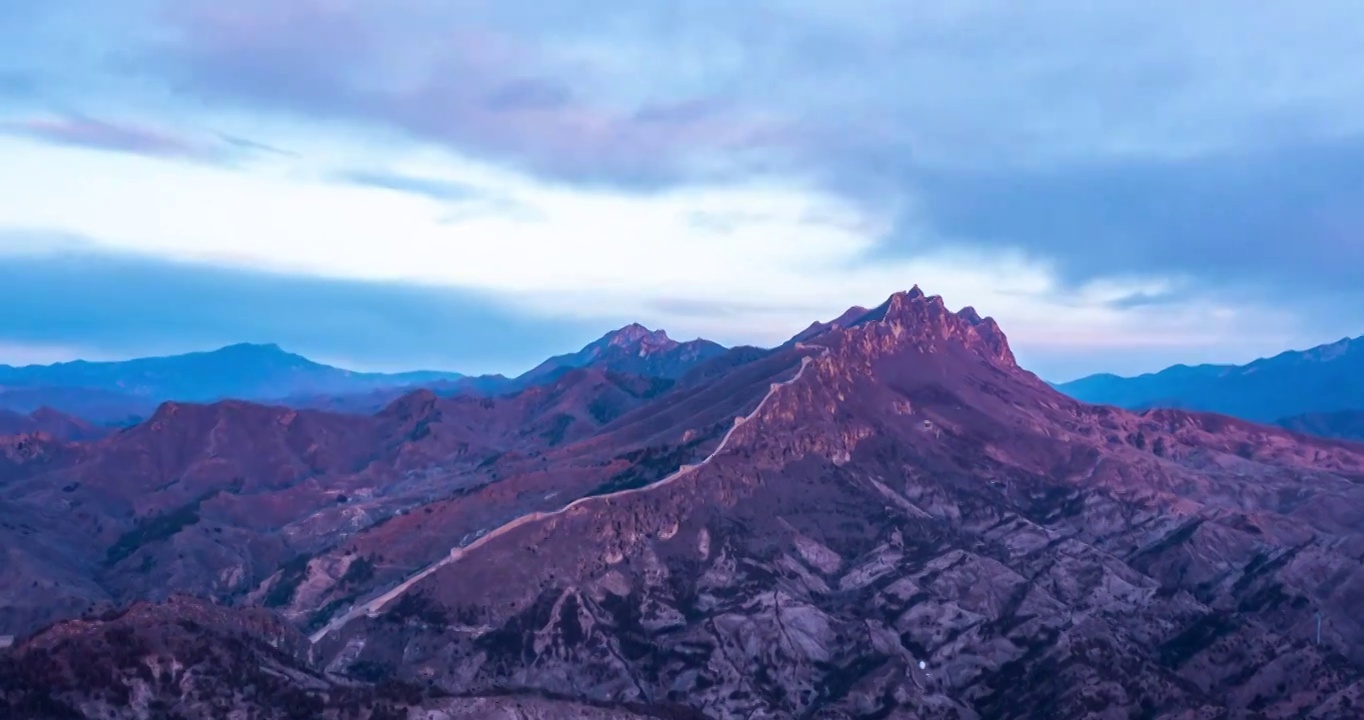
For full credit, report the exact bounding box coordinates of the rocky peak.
[597,323,678,354]
[840,287,1017,368]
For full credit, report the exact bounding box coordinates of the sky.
[2,1,1363,380]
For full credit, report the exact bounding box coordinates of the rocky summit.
[5,289,1364,719]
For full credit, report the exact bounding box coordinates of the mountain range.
[0,343,463,424]
[4,288,1364,719]
[1055,336,1364,439]
[0,327,730,425]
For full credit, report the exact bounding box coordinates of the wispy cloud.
[333,170,483,201]
[0,113,298,168]
[216,132,297,158]
[0,114,211,160]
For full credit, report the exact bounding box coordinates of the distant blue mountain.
[0,343,464,421]
[1054,336,1364,424]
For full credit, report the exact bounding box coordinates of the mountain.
[1054,335,1364,423]
[0,330,730,422]
[1277,409,1364,442]
[284,324,732,415]
[516,324,728,387]
[313,288,1364,719]
[0,362,705,639]
[7,288,1364,719]
[0,343,465,417]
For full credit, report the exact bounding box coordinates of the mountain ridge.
[0,342,466,402]
[0,326,733,422]
[1055,333,1364,422]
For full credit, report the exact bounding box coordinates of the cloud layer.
[0,235,597,374]
[1,0,1362,379]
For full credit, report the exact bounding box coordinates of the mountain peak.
[599,323,676,352]
[841,288,1017,367]
[517,323,725,385]
[213,342,294,357]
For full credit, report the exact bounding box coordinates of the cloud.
[216,133,297,158]
[483,77,574,112]
[133,1,1364,177]
[891,138,1364,298]
[124,1,1364,295]
[2,0,1363,380]
[134,0,802,189]
[0,114,211,160]
[0,235,600,375]
[0,113,300,167]
[334,170,483,201]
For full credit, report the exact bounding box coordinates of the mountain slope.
[316,288,1364,719]
[0,596,702,720]
[1277,409,1364,442]
[0,359,753,640]
[1055,336,1364,423]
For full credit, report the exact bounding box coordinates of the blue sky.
[2,1,1362,380]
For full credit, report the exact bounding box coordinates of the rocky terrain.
[5,289,1364,719]
[0,596,704,720]
[0,366,728,637]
